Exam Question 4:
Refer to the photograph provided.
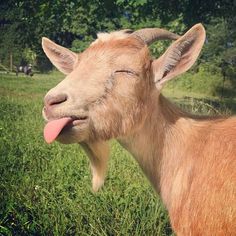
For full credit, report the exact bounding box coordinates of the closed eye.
[114,69,138,76]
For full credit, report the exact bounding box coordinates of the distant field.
[0,72,235,235]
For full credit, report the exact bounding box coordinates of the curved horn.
[132,28,180,45]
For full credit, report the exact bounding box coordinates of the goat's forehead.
[74,31,148,72]
[81,33,146,61]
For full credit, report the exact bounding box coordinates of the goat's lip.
[44,115,89,123]
[70,116,89,125]
[44,116,89,144]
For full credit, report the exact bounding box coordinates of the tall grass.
[0,72,235,235]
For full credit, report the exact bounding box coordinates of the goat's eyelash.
[114,69,137,76]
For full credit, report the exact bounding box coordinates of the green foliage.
[22,48,37,65]
[166,69,222,96]
[0,0,235,76]
[71,39,91,53]
[199,17,236,92]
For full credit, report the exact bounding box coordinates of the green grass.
[0,72,235,236]
[0,73,172,236]
[163,71,236,115]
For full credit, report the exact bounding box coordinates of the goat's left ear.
[42,37,79,75]
[152,24,206,89]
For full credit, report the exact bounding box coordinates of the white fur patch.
[91,30,131,46]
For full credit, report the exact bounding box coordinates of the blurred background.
[0,0,236,99]
[0,1,235,235]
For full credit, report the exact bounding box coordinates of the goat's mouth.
[44,116,89,144]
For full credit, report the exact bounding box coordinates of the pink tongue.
[44,117,73,143]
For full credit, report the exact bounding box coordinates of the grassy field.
[0,72,235,236]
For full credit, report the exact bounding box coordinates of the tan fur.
[120,93,236,235]
[80,141,110,192]
[92,30,132,46]
[42,24,236,235]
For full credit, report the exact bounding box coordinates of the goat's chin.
[56,126,90,144]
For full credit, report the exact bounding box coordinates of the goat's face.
[42,25,205,144]
[42,34,152,144]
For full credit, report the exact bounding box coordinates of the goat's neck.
[118,92,194,209]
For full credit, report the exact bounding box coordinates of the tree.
[0,0,235,73]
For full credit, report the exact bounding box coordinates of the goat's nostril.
[44,94,68,107]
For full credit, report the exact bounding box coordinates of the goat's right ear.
[42,37,79,75]
[152,24,206,89]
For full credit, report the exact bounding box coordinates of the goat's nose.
[44,93,68,107]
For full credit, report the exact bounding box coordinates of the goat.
[42,24,236,235]
[16,64,33,76]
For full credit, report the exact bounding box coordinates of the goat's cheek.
[89,109,120,139]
